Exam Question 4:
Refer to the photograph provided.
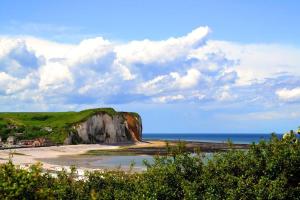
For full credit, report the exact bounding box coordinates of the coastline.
[0,144,120,172]
[0,140,249,172]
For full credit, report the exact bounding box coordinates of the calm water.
[40,155,153,171]
[143,133,283,144]
[42,133,283,171]
[92,155,153,171]
[101,134,281,169]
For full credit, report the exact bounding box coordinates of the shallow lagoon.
[39,154,154,171]
[39,153,214,171]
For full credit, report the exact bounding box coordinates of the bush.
[0,135,299,199]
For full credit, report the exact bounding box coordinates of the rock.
[64,112,142,145]
[123,113,142,142]
[43,127,53,132]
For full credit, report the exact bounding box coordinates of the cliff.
[0,108,142,145]
[64,112,142,144]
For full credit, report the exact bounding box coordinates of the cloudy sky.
[0,0,300,133]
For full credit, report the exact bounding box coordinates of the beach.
[0,141,249,172]
[0,144,120,172]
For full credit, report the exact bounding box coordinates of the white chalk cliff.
[64,112,142,144]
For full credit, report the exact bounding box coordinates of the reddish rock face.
[124,113,142,142]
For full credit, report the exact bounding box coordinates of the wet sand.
[120,140,249,155]
[0,144,120,172]
[0,140,249,172]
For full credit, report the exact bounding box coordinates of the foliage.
[0,135,300,199]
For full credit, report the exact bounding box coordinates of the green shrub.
[31,115,52,121]
[0,134,299,199]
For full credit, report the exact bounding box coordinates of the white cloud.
[0,72,34,94]
[112,60,136,80]
[218,110,300,121]
[38,62,73,90]
[137,68,201,96]
[276,87,300,102]
[215,89,235,102]
[153,94,185,103]
[67,37,113,66]
[0,26,300,110]
[138,75,168,95]
[24,36,73,60]
[198,40,300,85]
[171,68,201,89]
[115,26,210,65]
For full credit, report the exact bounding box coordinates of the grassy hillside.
[0,108,138,144]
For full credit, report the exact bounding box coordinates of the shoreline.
[0,144,120,172]
[122,140,249,155]
[0,140,250,172]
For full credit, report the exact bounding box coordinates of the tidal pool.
[39,155,154,171]
[39,153,214,171]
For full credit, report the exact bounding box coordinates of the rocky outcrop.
[64,112,142,144]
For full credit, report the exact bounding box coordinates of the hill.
[0,108,141,144]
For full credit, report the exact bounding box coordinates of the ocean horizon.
[143,133,284,144]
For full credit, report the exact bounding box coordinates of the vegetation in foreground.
[0,133,300,200]
[0,108,139,144]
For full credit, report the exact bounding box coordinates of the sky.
[0,0,300,133]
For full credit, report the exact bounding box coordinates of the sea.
[143,133,284,144]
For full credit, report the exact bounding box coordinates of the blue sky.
[0,1,300,133]
[1,0,300,44]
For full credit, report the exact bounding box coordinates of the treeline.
[0,134,300,199]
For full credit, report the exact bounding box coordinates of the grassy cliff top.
[0,108,140,143]
[0,108,140,128]
[0,108,113,128]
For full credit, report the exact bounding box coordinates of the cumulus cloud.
[39,62,73,90]
[0,72,35,95]
[153,94,185,103]
[276,87,300,102]
[115,26,210,65]
[199,41,300,85]
[0,26,299,111]
[171,68,201,89]
[137,68,201,96]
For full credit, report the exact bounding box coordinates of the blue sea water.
[143,133,284,144]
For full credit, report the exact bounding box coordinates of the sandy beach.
[0,144,121,172]
[0,141,249,172]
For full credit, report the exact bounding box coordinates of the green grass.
[0,108,133,144]
[0,108,117,128]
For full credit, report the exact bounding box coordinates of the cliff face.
[64,112,142,144]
